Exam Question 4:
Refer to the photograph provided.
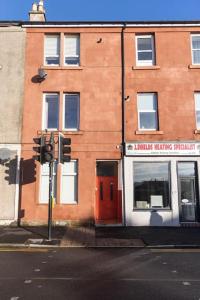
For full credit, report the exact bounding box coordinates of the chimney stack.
[29,0,46,21]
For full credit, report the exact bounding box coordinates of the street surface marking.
[151,249,200,253]
[24,280,32,284]
[182,282,191,286]
[0,248,48,253]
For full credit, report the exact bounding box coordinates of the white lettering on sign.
[126,142,200,156]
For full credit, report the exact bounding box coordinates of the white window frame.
[64,34,80,66]
[136,35,155,66]
[42,93,59,131]
[195,92,200,129]
[137,93,158,131]
[191,34,200,65]
[62,93,80,131]
[60,160,78,204]
[44,35,60,66]
[39,162,57,204]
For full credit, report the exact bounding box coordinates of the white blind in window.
[61,161,78,204]
[64,35,79,57]
[45,35,60,56]
[40,162,57,204]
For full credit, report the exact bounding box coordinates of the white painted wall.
[124,156,200,226]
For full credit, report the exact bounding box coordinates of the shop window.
[40,162,57,204]
[136,35,155,66]
[195,92,200,129]
[137,93,158,130]
[63,94,80,130]
[64,35,80,66]
[43,94,59,130]
[60,160,78,204]
[133,162,170,209]
[44,35,60,65]
[191,34,200,65]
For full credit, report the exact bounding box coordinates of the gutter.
[121,23,126,226]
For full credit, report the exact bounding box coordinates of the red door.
[96,161,120,224]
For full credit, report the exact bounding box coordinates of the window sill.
[194,129,200,134]
[188,64,200,69]
[61,130,84,135]
[42,66,83,70]
[135,130,164,135]
[132,65,160,70]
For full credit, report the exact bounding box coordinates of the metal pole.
[48,132,54,241]
[48,160,53,241]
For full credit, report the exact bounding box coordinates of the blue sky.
[0,0,200,21]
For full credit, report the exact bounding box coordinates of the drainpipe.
[121,23,126,226]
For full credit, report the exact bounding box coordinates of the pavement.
[0,225,200,248]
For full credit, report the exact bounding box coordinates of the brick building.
[19,2,200,226]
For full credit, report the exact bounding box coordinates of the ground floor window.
[40,162,57,204]
[60,160,78,204]
[133,162,170,209]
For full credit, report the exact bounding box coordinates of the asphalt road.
[1,247,200,300]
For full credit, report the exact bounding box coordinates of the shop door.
[96,161,118,223]
[178,162,199,222]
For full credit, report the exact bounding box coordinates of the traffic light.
[59,133,71,164]
[33,136,45,164]
[43,141,54,163]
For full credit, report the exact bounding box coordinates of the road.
[1,247,200,300]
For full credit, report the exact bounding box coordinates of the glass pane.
[137,37,152,51]
[61,175,77,203]
[178,162,195,177]
[97,161,118,176]
[192,36,200,49]
[134,162,170,209]
[64,35,79,57]
[65,57,79,65]
[63,161,77,174]
[196,111,200,128]
[45,95,59,129]
[138,51,153,61]
[193,50,200,64]
[45,57,59,65]
[45,36,60,56]
[64,94,79,129]
[139,112,157,130]
[40,163,57,203]
[137,93,157,110]
[195,93,200,110]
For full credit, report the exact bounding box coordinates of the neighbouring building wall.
[0,26,25,143]
[0,25,25,224]
[124,26,200,226]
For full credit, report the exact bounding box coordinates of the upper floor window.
[136,35,155,66]
[195,92,200,129]
[64,35,80,66]
[137,93,158,130]
[191,34,200,65]
[63,94,80,130]
[43,94,59,130]
[44,35,60,65]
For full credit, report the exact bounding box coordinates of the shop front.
[124,142,200,226]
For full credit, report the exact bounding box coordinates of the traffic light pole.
[47,133,54,241]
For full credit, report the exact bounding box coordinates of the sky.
[0,0,200,22]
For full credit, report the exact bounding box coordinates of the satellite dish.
[38,68,47,80]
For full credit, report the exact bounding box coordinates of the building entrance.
[178,162,199,222]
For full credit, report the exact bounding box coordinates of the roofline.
[21,20,200,28]
[1,20,200,28]
[0,21,23,26]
